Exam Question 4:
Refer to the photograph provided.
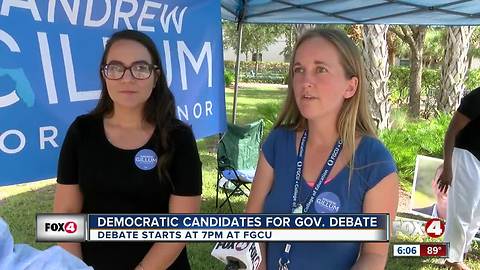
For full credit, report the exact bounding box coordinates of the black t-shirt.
[57,114,202,270]
[455,87,480,161]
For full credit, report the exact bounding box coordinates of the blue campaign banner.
[0,0,227,185]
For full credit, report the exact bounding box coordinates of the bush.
[465,68,480,91]
[390,108,409,129]
[223,61,290,84]
[224,61,289,74]
[256,102,282,137]
[283,72,289,85]
[224,69,235,87]
[240,73,285,84]
[389,67,480,105]
[388,66,410,106]
[380,113,451,191]
[388,66,441,107]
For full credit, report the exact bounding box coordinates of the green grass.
[224,84,287,124]
[0,184,55,250]
[1,84,479,270]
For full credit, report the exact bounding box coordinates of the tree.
[279,24,350,62]
[345,24,363,46]
[294,24,316,40]
[279,24,296,62]
[386,30,401,65]
[362,24,391,130]
[438,26,474,113]
[223,22,285,73]
[390,26,427,118]
[423,29,445,68]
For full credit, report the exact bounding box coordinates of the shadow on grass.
[201,188,248,214]
[199,153,218,173]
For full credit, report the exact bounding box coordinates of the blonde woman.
[246,29,399,270]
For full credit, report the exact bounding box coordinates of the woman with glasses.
[53,30,202,270]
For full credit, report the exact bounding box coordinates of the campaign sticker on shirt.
[134,149,158,170]
[315,192,341,213]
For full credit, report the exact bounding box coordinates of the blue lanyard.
[279,130,343,269]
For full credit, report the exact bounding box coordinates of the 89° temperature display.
[393,243,448,257]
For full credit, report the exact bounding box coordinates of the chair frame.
[216,138,253,212]
[215,120,263,212]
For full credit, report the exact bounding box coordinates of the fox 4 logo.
[393,218,444,238]
[45,221,78,234]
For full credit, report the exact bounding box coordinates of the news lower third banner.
[36,214,389,242]
[0,0,226,185]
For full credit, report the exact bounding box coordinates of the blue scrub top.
[262,127,396,270]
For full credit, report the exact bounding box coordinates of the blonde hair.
[275,28,376,170]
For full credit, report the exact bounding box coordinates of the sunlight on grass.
[0,178,55,200]
[225,83,287,125]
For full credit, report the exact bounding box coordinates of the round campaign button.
[314,192,341,213]
[134,149,158,170]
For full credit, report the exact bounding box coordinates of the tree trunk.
[409,44,423,118]
[408,27,426,118]
[438,26,474,113]
[390,26,426,118]
[386,30,397,65]
[362,24,391,130]
[254,49,259,76]
[283,25,295,62]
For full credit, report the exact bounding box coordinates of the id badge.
[293,204,303,214]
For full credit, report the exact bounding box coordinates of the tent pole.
[232,22,243,124]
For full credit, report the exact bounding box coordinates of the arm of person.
[351,172,399,270]
[245,153,274,270]
[53,184,83,259]
[136,125,202,269]
[137,195,201,270]
[438,111,470,192]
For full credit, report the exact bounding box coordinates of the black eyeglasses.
[102,61,159,80]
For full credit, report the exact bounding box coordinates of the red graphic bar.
[420,243,448,257]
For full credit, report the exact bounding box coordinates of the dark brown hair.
[90,29,179,184]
